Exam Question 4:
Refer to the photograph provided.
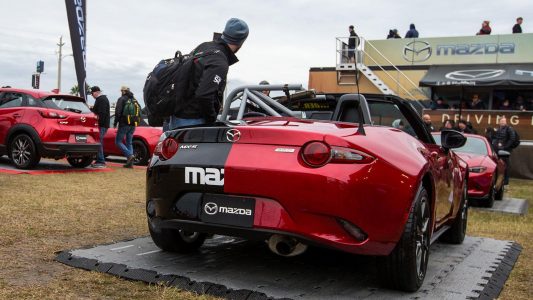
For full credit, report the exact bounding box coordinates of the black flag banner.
[65,0,87,101]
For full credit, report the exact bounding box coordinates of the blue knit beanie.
[221,18,249,46]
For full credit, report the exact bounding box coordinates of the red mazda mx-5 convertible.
[146,85,469,292]
[433,132,506,208]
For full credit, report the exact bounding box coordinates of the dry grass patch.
[467,179,532,300]
[0,167,215,299]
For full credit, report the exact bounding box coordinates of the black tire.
[9,134,41,169]
[495,185,504,201]
[132,140,149,166]
[67,156,93,168]
[148,219,207,253]
[377,187,430,292]
[483,176,496,208]
[440,183,468,244]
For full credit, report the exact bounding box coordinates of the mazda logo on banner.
[403,41,432,63]
[445,69,506,81]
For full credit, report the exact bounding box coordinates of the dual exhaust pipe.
[267,234,307,257]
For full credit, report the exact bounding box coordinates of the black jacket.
[492,125,516,151]
[513,24,522,33]
[114,91,134,127]
[176,39,238,123]
[91,94,110,128]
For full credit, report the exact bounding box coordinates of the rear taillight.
[301,142,374,168]
[154,137,179,160]
[39,110,67,119]
[301,141,331,167]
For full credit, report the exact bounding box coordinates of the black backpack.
[143,49,220,127]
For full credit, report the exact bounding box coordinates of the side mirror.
[441,129,467,149]
[498,150,511,158]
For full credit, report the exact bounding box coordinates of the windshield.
[433,134,488,155]
[42,96,91,114]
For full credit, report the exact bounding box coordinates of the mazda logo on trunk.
[80,116,86,123]
[226,129,241,142]
[403,41,432,62]
[445,69,505,81]
[204,202,218,215]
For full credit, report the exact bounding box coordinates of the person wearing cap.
[114,86,136,168]
[169,18,249,130]
[89,86,110,168]
[259,80,270,96]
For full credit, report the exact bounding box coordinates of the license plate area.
[74,134,87,143]
[200,194,255,228]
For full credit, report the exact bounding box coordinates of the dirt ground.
[0,165,530,299]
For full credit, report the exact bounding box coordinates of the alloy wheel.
[415,195,430,279]
[11,136,31,166]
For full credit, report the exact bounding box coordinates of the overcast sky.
[1,0,531,105]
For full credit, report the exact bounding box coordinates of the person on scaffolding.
[348,25,359,63]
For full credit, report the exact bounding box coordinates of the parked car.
[0,88,99,169]
[103,115,161,165]
[146,90,470,292]
[433,133,506,207]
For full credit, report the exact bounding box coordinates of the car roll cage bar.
[219,84,434,143]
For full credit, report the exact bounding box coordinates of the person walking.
[513,17,523,33]
[492,116,517,186]
[169,18,249,130]
[89,86,110,168]
[405,23,419,38]
[477,20,492,35]
[114,86,139,168]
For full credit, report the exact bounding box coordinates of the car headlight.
[468,166,487,173]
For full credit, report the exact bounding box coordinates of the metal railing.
[336,37,429,100]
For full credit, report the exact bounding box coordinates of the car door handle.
[13,114,21,118]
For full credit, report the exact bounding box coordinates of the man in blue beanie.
[169,18,249,129]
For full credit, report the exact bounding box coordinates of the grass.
[0,166,531,299]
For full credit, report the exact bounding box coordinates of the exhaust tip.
[268,234,307,257]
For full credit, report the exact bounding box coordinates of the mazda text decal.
[185,167,224,186]
[203,202,252,216]
[436,43,515,56]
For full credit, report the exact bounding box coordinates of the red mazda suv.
[0,88,100,169]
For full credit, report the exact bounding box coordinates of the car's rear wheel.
[441,182,468,244]
[132,140,149,166]
[67,156,93,168]
[9,134,40,169]
[148,219,207,253]
[377,187,430,292]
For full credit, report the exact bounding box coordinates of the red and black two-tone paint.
[146,95,469,292]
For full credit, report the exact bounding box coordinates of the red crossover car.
[103,115,162,165]
[433,133,506,207]
[0,88,99,169]
[146,90,469,292]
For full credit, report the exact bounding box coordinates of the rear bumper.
[41,142,100,158]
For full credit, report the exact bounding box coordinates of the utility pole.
[57,36,65,91]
